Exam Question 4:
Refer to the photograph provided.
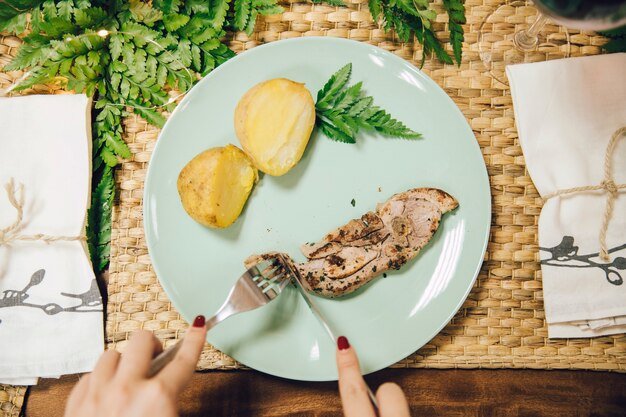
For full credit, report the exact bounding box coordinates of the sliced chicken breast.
[245,188,458,298]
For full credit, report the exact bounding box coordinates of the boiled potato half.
[235,78,316,176]
[177,144,258,228]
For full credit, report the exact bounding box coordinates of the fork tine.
[249,260,275,282]
[245,256,293,299]
[257,260,279,277]
[261,275,287,298]
[248,264,263,281]
[264,289,277,298]
[262,273,290,298]
[257,273,284,291]
[263,265,282,279]
[256,272,282,289]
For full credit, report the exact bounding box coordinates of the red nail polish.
[192,315,205,328]
[337,336,350,350]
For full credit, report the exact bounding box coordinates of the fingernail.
[192,315,205,328]
[337,336,350,350]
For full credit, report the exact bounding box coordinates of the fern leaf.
[0,13,28,34]
[209,0,231,30]
[316,63,352,107]
[315,63,421,143]
[3,42,51,71]
[163,13,190,31]
[234,0,251,30]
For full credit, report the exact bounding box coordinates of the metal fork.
[148,259,289,377]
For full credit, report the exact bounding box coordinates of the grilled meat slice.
[245,188,458,298]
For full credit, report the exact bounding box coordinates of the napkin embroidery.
[0,179,102,322]
[540,236,626,286]
[0,269,102,323]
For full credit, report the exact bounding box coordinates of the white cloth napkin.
[0,94,104,385]
[507,53,626,338]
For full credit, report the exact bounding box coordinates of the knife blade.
[276,255,337,341]
[293,273,338,342]
[277,255,379,411]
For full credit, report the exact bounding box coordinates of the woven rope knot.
[544,127,626,262]
[1,178,86,246]
[601,179,618,195]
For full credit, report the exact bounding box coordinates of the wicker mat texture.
[90,1,626,372]
[1,0,625,414]
[104,0,626,372]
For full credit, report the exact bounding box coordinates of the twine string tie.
[543,127,626,261]
[0,179,85,246]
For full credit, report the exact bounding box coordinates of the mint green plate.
[144,37,490,381]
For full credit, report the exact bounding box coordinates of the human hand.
[64,315,208,417]
[336,336,411,417]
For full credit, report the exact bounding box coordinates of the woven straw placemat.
[0,385,25,417]
[1,0,625,413]
[105,0,626,372]
[105,0,626,371]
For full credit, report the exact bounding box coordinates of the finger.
[336,336,376,417]
[65,374,91,413]
[90,349,121,388]
[156,315,208,395]
[116,330,162,381]
[377,382,411,417]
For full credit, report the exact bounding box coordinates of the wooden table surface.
[26,369,626,416]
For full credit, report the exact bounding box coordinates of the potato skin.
[177,144,257,228]
[235,78,316,176]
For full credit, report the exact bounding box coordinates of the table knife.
[278,255,379,411]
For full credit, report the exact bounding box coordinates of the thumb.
[376,382,411,417]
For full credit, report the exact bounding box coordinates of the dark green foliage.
[443,0,465,65]
[370,0,465,66]
[86,165,114,271]
[311,0,345,6]
[0,0,45,21]
[1,0,283,271]
[600,25,626,53]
